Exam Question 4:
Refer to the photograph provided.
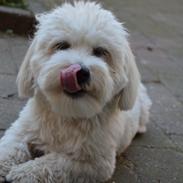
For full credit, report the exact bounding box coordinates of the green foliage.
[0,0,27,9]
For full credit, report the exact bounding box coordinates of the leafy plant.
[0,0,27,9]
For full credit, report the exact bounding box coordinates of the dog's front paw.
[0,160,13,182]
[5,160,55,183]
[5,164,38,183]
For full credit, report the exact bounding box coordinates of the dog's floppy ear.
[118,45,140,110]
[16,39,37,98]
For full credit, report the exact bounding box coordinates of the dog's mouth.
[60,64,91,98]
[64,89,86,98]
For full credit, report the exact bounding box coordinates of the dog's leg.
[6,150,116,183]
[0,124,31,182]
[138,84,152,133]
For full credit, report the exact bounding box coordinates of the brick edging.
[0,6,36,36]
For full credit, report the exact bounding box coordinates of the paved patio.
[0,0,183,182]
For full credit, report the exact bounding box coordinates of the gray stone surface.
[126,148,183,183]
[0,0,183,182]
[0,74,17,97]
[0,98,25,129]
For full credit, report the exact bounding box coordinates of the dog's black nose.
[76,66,90,86]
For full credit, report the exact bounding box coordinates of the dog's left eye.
[93,47,109,58]
[53,41,70,50]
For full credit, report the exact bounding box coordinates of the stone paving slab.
[0,36,16,75]
[0,98,25,129]
[125,147,183,183]
[147,83,183,136]
[0,74,17,97]
[0,33,29,75]
[170,135,183,152]
[132,122,175,149]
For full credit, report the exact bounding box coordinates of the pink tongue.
[60,64,81,93]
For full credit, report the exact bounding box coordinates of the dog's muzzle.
[60,64,90,94]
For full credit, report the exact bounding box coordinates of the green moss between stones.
[0,0,27,9]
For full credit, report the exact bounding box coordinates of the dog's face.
[17,2,140,118]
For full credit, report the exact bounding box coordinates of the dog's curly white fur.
[0,1,151,183]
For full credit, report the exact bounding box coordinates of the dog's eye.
[53,41,70,50]
[93,47,109,57]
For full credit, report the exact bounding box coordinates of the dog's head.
[17,2,140,118]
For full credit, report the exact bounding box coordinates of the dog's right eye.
[93,47,109,58]
[53,41,70,51]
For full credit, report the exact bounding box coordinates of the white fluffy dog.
[0,1,151,183]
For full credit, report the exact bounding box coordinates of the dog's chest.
[27,119,92,157]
